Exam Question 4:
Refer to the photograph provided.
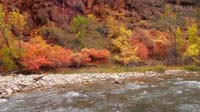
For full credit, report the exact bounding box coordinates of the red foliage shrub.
[135,43,149,59]
[22,56,50,70]
[22,36,110,70]
[70,48,110,67]
[131,29,171,60]
[22,36,71,70]
[81,48,110,62]
[70,53,91,67]
[132,29,153,48]
[153,41,169,58]
[45,46,71,68]
[131,29,150,59]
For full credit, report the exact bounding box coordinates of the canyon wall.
[0,0,198,28]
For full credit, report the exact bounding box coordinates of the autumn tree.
[9,10,26,58]
[151,4,179,62]
[175,27,185,56]
[183,24,200,64]
[106,16,141,65]
[0,5,20,71]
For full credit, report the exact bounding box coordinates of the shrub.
[40,18,107,51]
[81,48,110,62]
[131,29,171,60]
[184,65,200,71]
[131,29,150,59]
[135,43,149,59]
[40,23,69,46]
[151,65,166,73]
[0,48,17,71]
[183,44,200,64]
[113,47,141,66]
[70,53,91,68]
[153,41,169,58]
[22,36,71,70]
[70,48,110,67]
[148,30,171,59]
[22,36,110,70]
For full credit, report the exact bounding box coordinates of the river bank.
[0,70,198,100]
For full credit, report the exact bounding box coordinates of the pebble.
[0,70,196,98]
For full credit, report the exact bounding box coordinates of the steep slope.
[0,0,198,28]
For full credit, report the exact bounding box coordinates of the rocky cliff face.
[0,0,198,28]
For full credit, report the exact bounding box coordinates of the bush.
[0,48,17,71]
[41,20,108,51]
[184,65,200,71]
[22,36,110,70]
[152,65,166,73]
[22,36,71,70]
[70,48,110,67]
[40,23,70,46]
[131,29,171,60]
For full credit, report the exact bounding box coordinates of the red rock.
[0,0,198,28]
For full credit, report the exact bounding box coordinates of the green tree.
[71,15,90,47]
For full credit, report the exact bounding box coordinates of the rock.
[64,91,81,98]
[114,80,124,84]
[0,0,198,29]
[0,71,198,98]
[33,75,45,81]
[5,89,13,95]
[0,99,8,103]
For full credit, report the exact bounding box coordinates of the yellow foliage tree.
[184,44,200,63]
[106,16,140,65]
[183,23,200,64]
[0,4,26,71]
[9,10,26,58]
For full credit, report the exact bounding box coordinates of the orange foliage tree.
[132,29,171,60]
[149,30,171,59]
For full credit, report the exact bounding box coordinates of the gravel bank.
[0,70,196,99]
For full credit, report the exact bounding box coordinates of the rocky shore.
[0,70,197,99]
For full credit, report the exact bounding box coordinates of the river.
[0,72,199,112]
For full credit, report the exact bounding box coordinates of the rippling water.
[0,73,200,112]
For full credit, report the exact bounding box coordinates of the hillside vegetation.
[0,0,200,73]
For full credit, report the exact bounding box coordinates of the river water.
[0,72,200,112]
